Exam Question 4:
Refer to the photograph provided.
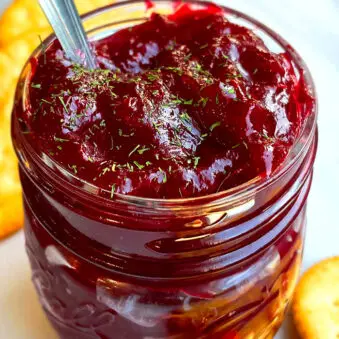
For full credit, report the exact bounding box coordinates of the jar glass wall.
[12,1,317,338]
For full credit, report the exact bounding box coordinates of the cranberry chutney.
[12,1,317,339]
[23,4,313,199]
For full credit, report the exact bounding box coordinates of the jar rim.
[13,0,317,209]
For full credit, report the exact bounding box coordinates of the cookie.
[292,257,339,339]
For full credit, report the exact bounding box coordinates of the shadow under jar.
[11,1,317,338]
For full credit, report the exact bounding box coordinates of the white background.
[0,0,338,338]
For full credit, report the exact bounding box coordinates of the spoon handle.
[39,0,97,69]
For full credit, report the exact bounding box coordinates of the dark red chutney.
[12,2,317,339]
[23,3,313,199]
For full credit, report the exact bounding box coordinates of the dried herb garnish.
[210,121,221,131]
[128,145,140,157]
[110,184,116,199]
[31,83,41,89]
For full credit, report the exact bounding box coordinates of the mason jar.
[11,1,317,338]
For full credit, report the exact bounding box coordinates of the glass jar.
[11,1,317,338]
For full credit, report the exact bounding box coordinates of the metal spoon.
[39,0,97,69]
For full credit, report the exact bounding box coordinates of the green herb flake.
[57,145,62,150]
[128,144,140,157]
[145,161,152,166]
[147,73,160,82]
[226,87,235,95]
[170,98,182,105]
[180,112,191,123]
[166,67,183,75]
[210,121,221,131]
[152,90,159,96]
[100,120,106,127]
[137,146,150,155]
[68,164,77,174]
[228,73,243,79]
[133,161,145,170]
[126,163,134,172]
[102,167,110,175]
[153,122,162,132]
[194,63,211,78]
[54,136,69,143]
[232,143,241,149]
[183,99,193,105]
[195,63,203,73]
[222,52,229,60]
[199,97,209,107]
[31,83,41,89]
[58,96,69,114]
[38,35,47,65]
[87,156,94,163]
[129,76,142,83]
[110,90,118,99]
[193,156,200,168]
[158,168,167,183]
[41,98,52,105]
[110,184,116,199]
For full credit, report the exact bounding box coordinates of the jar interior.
[14,0,316,207]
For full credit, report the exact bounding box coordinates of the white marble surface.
[0,0,338,338]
